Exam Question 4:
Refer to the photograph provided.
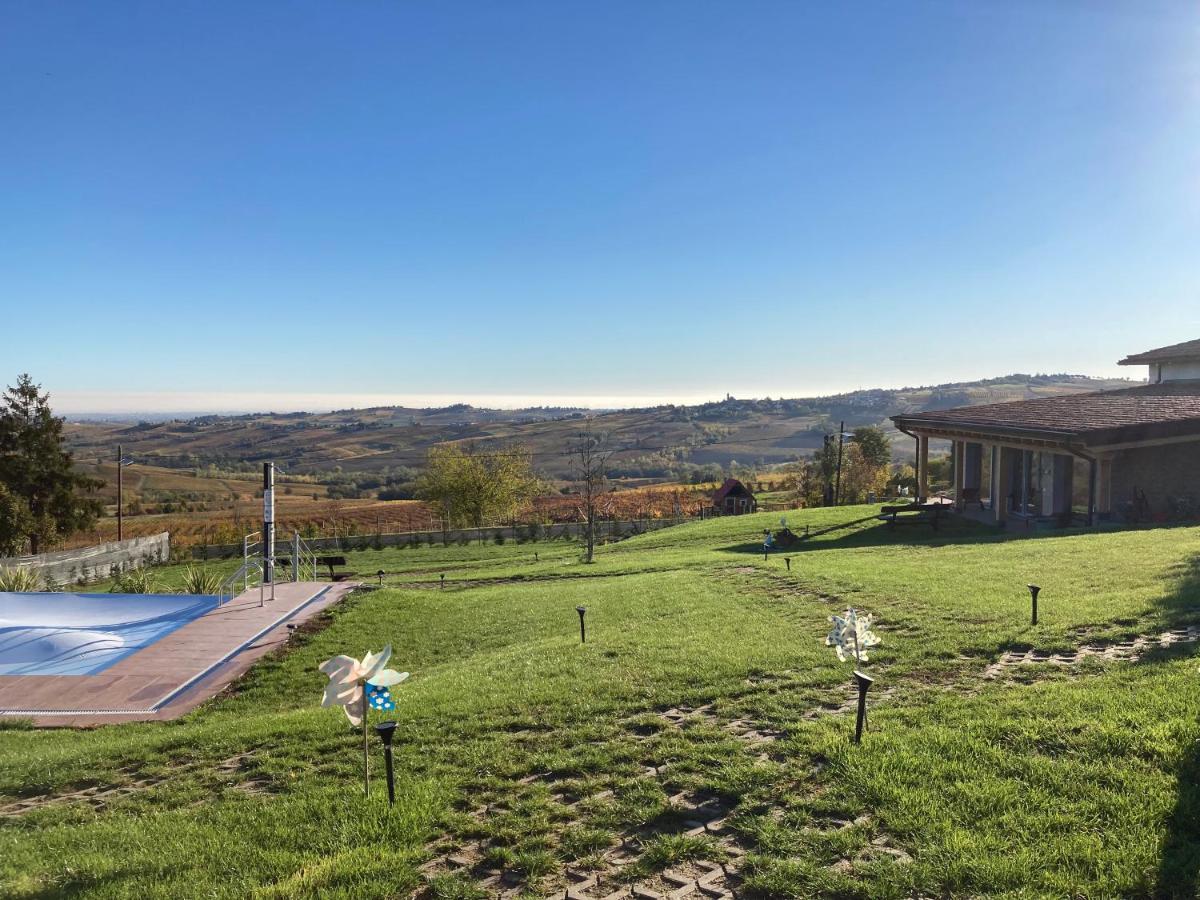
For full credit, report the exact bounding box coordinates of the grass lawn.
[2,506,1199,898]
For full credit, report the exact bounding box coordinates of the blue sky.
[1,1,1197,412]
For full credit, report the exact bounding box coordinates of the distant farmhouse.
[891,339,1200,526]
[712,478,758,516]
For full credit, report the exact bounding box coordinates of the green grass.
[2,506,1199,897]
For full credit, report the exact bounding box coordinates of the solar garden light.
[785,557,791,571]
[1028,584,1041,626]
[852,670,874,744]
[374,721,398,806]
[286,623,299,638]
[440,573,445,589]
[576,605,587,643]
[376,569,385,586]
[826,608,882,744]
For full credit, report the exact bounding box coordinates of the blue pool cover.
[0,592,219,676]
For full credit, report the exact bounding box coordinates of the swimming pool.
[0,592,218,676]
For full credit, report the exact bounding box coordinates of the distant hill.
[65,374,1136,492]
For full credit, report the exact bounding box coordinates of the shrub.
[181,566,222,595]
[111,566,159,594]
[0,567,41,591]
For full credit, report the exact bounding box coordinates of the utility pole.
[116,445,134,541]
[117,444,124,541]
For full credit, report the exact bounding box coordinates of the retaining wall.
[0,532,171,587]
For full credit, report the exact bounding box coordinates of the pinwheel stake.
[1028,584,1041,626]
[319,646,409,796]
[826,608,882,744]
[375,721,398,806]
[853,670,874,744]
[576,605,587,643]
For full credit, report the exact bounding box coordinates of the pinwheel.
[319,645,409,725]
[826,607,881,664]
[319,645,409,795]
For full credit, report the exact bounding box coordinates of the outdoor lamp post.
[374,721,398,806]
[853,669,874,744]
[576,605,587,643]
[1028,584,1041,626]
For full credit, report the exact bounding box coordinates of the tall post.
[1087,458,1098,527]
[293,532,301,583]
[263,462,276,588]
[117,444,124,542]
[834,421,845,505]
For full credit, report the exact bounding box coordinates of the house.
[890,339,1200,526]
[712,478,758,516]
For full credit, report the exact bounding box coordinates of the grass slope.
[1,507,1198,898]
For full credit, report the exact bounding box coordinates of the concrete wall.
[191,518,685,559]
[1109,440,1200,519]
[0,532,170,588]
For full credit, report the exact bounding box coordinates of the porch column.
[953,440,966,509]
[994,446,1012,524]
[964,443,983,492]
[1097,457,1112,515]
[918,435,929,501]
[1087,458,1098,527]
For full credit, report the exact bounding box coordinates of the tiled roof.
[712,478,753,502]
[1119,338,1200,365]
[892,381,1200,444]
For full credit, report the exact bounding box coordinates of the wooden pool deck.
[0,581,356,727]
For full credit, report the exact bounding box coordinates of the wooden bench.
[266,557,356,581]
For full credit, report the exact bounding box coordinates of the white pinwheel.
[319,645,409,726]
[825,608,881,663]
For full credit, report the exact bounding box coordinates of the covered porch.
[899,426,1108,527]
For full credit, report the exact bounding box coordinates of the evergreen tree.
[850,426,893,468]
[0,374,102,553]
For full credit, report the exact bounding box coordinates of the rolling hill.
[64,374,1136,492]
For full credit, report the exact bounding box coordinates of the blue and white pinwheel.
[319,645,409,726]
[826,608,881,664]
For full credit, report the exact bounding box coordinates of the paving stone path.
[983,624,1200,679]
[0,752,271,817]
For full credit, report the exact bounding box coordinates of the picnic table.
[878,498,953,530]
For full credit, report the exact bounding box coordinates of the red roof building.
[712,478,758,516]
[891,340,1200,526]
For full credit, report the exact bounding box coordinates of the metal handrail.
[217,559,262,607]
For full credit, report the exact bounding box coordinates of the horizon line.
[53,372,1138,417]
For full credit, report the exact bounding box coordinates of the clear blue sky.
[2,1,1197,412]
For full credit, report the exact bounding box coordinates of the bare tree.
[569,420,614,563]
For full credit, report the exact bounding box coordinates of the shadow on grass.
[1152,552,1200,896]
[1157,724,1200,897]
[715,511,1200,557]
